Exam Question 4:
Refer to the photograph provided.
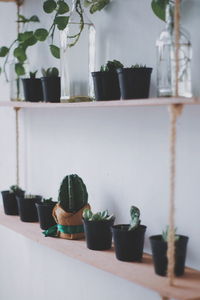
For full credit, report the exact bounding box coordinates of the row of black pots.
[1,191,56,230]
[22,77,61,103]
[83,219,188,277]
[92,68,153,101]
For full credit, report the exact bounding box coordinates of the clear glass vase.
[9,61,29,102]
[60,0,96,102]
[156,2,192,98]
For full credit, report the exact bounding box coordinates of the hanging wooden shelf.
[0,97,200,109]
[0,209,199,300]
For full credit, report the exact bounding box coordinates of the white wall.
[0,1,200,300]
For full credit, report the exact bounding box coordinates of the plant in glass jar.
[43,0,110,102]
[0,14,49,101]
[152,0,192,97]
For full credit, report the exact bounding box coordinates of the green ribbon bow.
[43,224,84,237]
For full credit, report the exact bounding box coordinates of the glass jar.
[9,60,29,101]
[156,2,192,97]
[60,0,96,102]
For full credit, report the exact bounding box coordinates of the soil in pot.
[117,68,152,99]
[92,72,120,101]
[83,217,115,250]
[112,224,146,262]
[22,78,43,102]
[17,195,42,222]
[150,235,189,276]
[1,190,24,215]
[41,77,61,103]
[36,202,57,230]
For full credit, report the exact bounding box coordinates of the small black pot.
[150,235,189,277]
[1,190,24,215]
[92,71,120,101]
[83,217,115,250]
[112,224,146,262]
[117,68,152,99]
[41,77,61,103]
[17,195,42,222]
[36,202,57,230]
[22,78,43,102]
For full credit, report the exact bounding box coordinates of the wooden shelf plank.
[0,97,200,109]
[0,209,199,300]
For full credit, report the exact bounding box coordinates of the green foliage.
[100,60,124,72]
[50,44,60,58]
[84,0,110,14]
[162,226,180,242]
[41,67,59,77]
[42,197,54,204]
[10,185,24,196]
[128,206,141,231]
[131,64,147,68]
[83,208,114,221]
[25,194,37,199]
[43,0,57,13]
[29,71,38,78]
[0,14,49,79]
[58,174,88,213]
[151,0,171,21]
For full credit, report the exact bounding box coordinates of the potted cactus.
[36,197,57,230]
[82,209,115,250]
[112,206,146,262]
[17,194,42,222]
[1,185,24,215]
[44,174,90,240]
[41,67,60,103]
[117,64,153,99]
[22,71,44,102]
[92,60,123,101]
[150,227,189,276]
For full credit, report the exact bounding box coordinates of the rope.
[14,107,20,186]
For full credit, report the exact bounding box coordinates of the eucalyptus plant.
[43,0,111,58]
[0,14,49,79]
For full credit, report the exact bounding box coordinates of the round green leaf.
[0,46,9,57]
[23,35,37,47]
[54,16,69,30]
[57,1,69,14]
[43,0,57,13]
[29,15,40,22]
[50,44,60,59]
[151,0,168,21]
[15,63,25,76]
[13,47,27,62]
[34,28,49,41]
[18,31,33,42]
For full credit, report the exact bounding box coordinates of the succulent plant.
[162,226,180,242]
[42,197,54,204]
[131,64,147,68]
[58,174,88,213]
[100,60,124,72]
[29,71,38,78]
[128,206,141,231]
[83,208,114,221]
[25,194,38,199]
[41,67,59,77]
[9,185,24,196]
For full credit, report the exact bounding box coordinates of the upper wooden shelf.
[0,209,199,300]
[0,97,200,109]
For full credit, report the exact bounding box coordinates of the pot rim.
[82,216,115,224]
[149,234,189,241]
[116,67,153,73]
[112,224,146,231]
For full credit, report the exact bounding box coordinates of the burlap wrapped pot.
[52,203,91,240]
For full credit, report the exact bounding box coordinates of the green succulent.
[41,67,59,77]
[128,206,141,231]
[100,60,124,72]
[42,197,54,204]
[9,185,24,196]
[29,71,38,78]
[83,208,114,221]
[131,64,147,68]
[162,225,180,242]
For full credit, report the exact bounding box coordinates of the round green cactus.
[58,174,88,213]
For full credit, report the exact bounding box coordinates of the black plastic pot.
[22,78,43,102]
[150,235,189,277]
[36,202,57,230]
[17,195,42,222]
[1,190,24,215]
[83,217,115,250]
[92,71,120,101]
[117,68,152,99]
[41,77,61,103]
[112,224,146,262]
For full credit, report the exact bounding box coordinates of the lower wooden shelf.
[0,208,199,300]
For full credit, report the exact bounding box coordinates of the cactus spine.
[58,174,88,213]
